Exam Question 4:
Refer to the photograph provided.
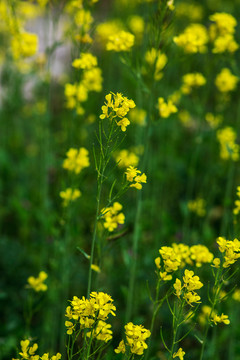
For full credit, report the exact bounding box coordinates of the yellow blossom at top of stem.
[100,92,135,131]
[72,52,97,70]
[216,127,239,161]
[27,271,48,292]
[59,188,81,207]
[212,313,230,325]
[205,113,222,129]
[216,237,240,268]
[19,340,38,359]
[173,347,185,360]
[174,269,203,306]
[115,149,139,168]
[96,20,124,46]
[158,97,178,118]
[11,32,38,59]
[115,339,126,354]
[129,108,147,126]
[233,186,240,215]
[125,166,147,190]
[209,12,237,36]
[101,202,125,232]
[86,320,113,342]
[215,68,238,93]
[106,31,135,52]
[181,73,206,94]
[232,289,240,301]
[63,147,90,174]
[65,291,116,331]
[124,322,151,355]
[173,23,208,53]
[144,48,168,81]
[188,198,206,216]
[128,15,144,40]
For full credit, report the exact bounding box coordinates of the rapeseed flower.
[115,323,151,355]
[158,97,177,118]
[27,271,48,292]
[212,313,230,325]
[106,31,135,52]
[63,147,90,174]
[125,166,147,190]
[59,188,81,206]
[217,127,239,161]
[173,347,185,360]
[100,92,135,132]
[173,24,208,53]
[215,68,238,93]
[101,202,125,232]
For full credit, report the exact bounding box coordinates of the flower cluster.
[59,188,81,207]
[65,292,116,342]
[72,52,97,70]
[65,51,102,114]
[181,73,206,94]
[13,340,61,360]
[212,313,230,325]
[101,202,125,232]
[188,198,206,216]
[173,347,185,360]
[11,32,38,59]
[215,237,240,268]
[63,147,90,174]
[205,113,222,129]
[173,24,208,53]
[144,48,168,81]
[106,31,135,52]
[217,127,239,161]
[215,68,238,93]
[174,270,203,306]
[100,92,136,131]
[115,322,151,355]
[114,149,139,168]
[156,243,214,274]
[155,246,181,281]
[189,245,214,267]
[158,97,178,118]
[233,186,240,215]
[27,271,48,292]
[209,13,238,53]
[125,166,147,190]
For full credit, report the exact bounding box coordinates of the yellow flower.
[59,188,81,206]
[27,271,48,292]
[115,339,126,354]
[173,279,182,298]
[173,347,185,360]
[11,32,38,59]
[124,322,151,355]
[117,117,130,131]
[125,166,147,190]
[212,313,230,325]
[173,24,208,53]
[158,97,178,118]
[101,202,125,232]
[106,31,135,52]
[91,264,101,273]
[188,198,206,217]
[114,149,139,168]
[72,52,97,70]
[217,127,239,161]
[144,48,167,81]
[181,73,206,94]
[215,68,238,93]
[63,148,90,174]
